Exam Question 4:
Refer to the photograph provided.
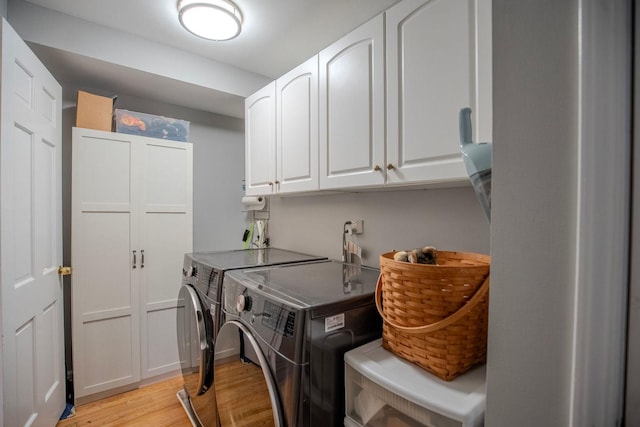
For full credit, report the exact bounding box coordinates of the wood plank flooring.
[56,376,192,427]
[56,361,275,426]
[215,359,274,427]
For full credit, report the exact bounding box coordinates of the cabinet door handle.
[141,250,145,268]
[387,163,395,170]
[374,165,382,172]
[132,250,137,269]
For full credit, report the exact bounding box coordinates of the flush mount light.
[178,0,243,41]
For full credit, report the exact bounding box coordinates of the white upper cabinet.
[244,0,492,194]
[386,0,492,184]
[245,82,276,196]
[319,14,385,189]
[246,58,319,196]
[276,56,319,193]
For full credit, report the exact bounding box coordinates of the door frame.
[570,0,632,425]
[626,0,640,424]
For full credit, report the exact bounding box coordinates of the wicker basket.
[375,251,490,381]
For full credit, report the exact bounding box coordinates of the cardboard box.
[115,109,190,142]
[76,91,114,131]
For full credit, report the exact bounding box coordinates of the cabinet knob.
[387,163,395,170]
[275,180,280,185]
[374,165,382,172]
[268,182,274,186]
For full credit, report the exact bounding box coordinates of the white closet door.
[1,18,65,427]
[139,140,193,379]
[71,128,141,399]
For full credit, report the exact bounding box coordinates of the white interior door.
[0,18,65,427]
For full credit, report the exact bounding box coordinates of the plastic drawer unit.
[344,339,486,427]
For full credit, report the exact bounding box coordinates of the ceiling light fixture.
[177,0,243,41]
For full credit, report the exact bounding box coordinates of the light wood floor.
[56,376,192,427]
[215,359,274,426]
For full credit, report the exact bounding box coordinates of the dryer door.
[214,320,283,427]
[177,284,209,397]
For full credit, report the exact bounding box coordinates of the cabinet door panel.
[245,82,276,195]
[386,0,485,184]
[277,56,318,193]
[80,316,136,392]
[319,15,385,189]
[77,213,133,313]
[75,136,131,209]
[141,213,187,375]
[71,129,140,399]
[142,214,189,303]
[327,45,372,172]
[145,307,180,375]
[140,140,193,379]
[144,143,189,209]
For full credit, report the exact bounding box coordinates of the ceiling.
[13,0,400,118]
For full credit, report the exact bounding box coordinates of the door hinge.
[58,266,72,276]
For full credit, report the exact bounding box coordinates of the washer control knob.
[236,294,252,312]
[186,265,197,277]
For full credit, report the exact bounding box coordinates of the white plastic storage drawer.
[344,339,486,427]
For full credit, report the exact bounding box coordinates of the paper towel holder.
[242,195,265,211]
[242,195,269,220]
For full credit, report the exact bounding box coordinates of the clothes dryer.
[214,260,382,427]
[176,248,326,426]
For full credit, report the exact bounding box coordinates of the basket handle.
[375,273,490,335]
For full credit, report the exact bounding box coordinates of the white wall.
[268,186,490,267]
[187,112,246,252]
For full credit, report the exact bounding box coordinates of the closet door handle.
[132,250,137,269]
[141,250,145,268]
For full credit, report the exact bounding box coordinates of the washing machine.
[214,260,382,427]
[176,248,326,427]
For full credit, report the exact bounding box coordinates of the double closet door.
[71,127,192,401]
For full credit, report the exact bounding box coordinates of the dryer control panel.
[221,275,303,362]
[182,255,220,300]
[262,300,296,338]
